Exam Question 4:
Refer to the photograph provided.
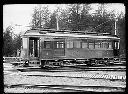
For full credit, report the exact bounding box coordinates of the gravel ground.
[4,87,72,93]
[4,73,126,87]
[4,74,126,93]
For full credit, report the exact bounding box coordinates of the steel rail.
[4,84,125,92]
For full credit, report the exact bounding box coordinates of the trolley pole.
[114,18,118,35]
[56,6,60,31]
[56,14,59,30]
[39,4,42,29]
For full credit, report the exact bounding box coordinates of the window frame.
[67,41,73,48]
[108,42,112,49]
[54,41,65,49]
[44,41,51,49]
[81,42,88,48]
[94,41,113,50]
[73,41,81,48]
[88,42,94,49]
[95,42,101,49]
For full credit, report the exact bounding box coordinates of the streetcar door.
[29,37,40,58]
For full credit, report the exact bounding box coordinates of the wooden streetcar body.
[20,29,120,68]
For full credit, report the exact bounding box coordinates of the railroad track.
[14,66,126,81]
[16,66,126,73]
[4,84,125,92]
[21,73,126,81]
[4,63,126,81]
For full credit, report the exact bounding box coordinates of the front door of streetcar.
[29,37,40,60]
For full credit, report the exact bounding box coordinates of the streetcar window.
[100,42,105,49]
[95,41,112,49]
[88,42,94,49]
[44,41,51,49]
[57,42,59,48]
[100,42,103,48]
[100,42,110,49]
[74,41,81,48]
[114,41,119,49]
[95,42,101,49]
[82,42,88,48]
[67,41,73,48]
[108,42,112,49]
[55,41,64,48]
[117,42,120,49]
[59,42,64,48]
[103,42,108,49]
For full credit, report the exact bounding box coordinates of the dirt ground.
[3,63,126,93]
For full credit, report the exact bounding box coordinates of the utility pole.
[101,3,105,17]
[101,3,105,32]
[56,6,60,30]
[39,4,42,29]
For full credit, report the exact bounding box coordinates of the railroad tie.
[117,75,126,80]
[83,74,126,80]
[91,74,96,78]
[102,75,108,79]
[108,75,112,79]
[112,75,118,80]
[105,75,109,79]
[115,75,118,79]
[107,75,113,79]
[89,74,92,78]
[110,75,113,79]
[86,74,90,78]
[100,75,104,78]
[91,75,95,78]
[111,75,115,79]
[97,75,102,78]
[117,76,122,80]
[94,75,99,78]
[88,74,93,78]
[80,74,84,78]
[122,76,126,80]
[84,74,87,77]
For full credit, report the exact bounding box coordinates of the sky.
[3,3,125,34]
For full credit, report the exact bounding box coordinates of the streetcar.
[20,28,120,68]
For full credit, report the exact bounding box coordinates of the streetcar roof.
[23,29,120,40]
[45,33,120,39]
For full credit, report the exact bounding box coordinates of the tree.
[65,4,93,31]
[30,5,51,29]
[3,25,22,57]
[118,17,125,57]
[66,4,81,31]
[89,4,115,34]
[79,4,93,31]
[58,8,69,30]
[47,12,57,29]
[3,26,14,56]
[13,34,22,56]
